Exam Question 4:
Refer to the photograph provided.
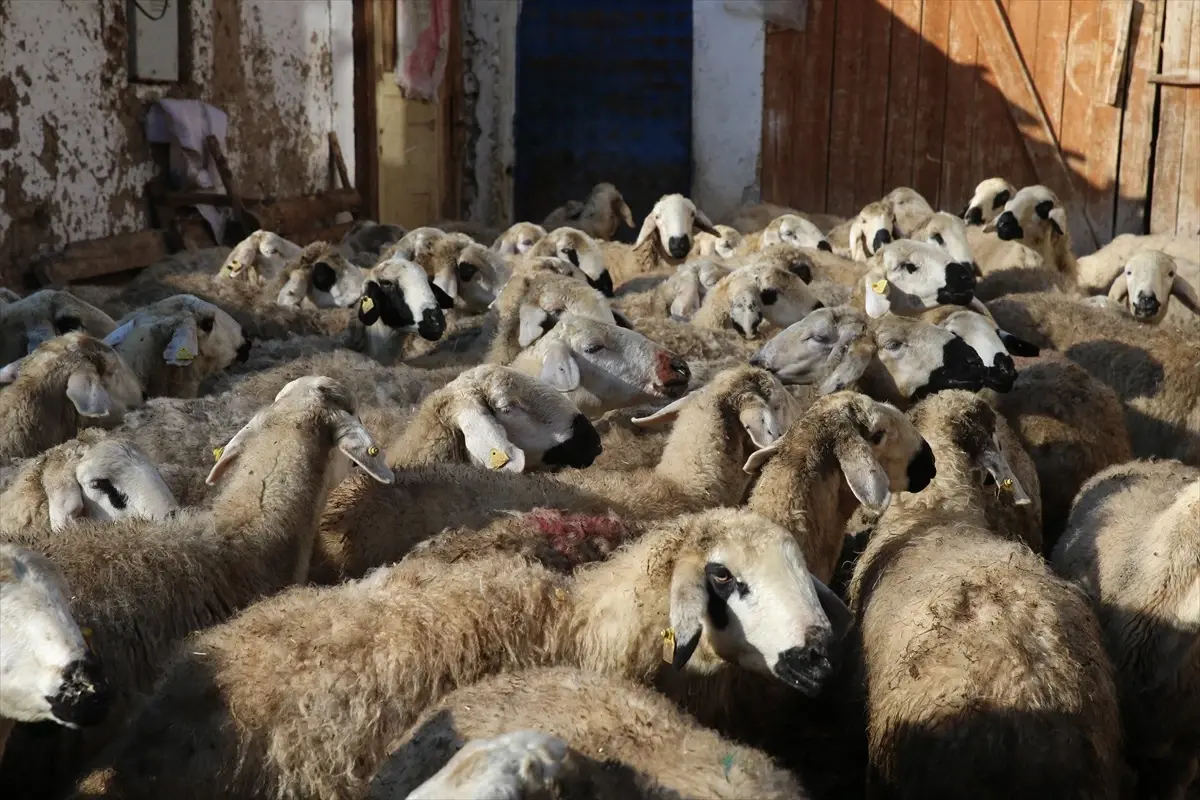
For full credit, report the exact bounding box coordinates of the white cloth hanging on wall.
[145,99,233,243]
[395,0,451,100]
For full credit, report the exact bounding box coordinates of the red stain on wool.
[525,508,630,557]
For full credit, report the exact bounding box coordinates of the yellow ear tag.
[661,627,676,664]
[227,260,241,274]
[488,448,510,470]
[871,279,889,295]
[367,445,380,457]
[360,296,375,313]
[212,446,224,462]
[1000,478,1014,492]
[176,347,194,361]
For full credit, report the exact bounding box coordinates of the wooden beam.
[329,131,353,191]
[966,0,1100,251]
[37,231,167,286]
[204,134,250,233]
[1102,0,1136,106]
[1148,72,1200,86]
[245,188,364,233]
[354,0,379,219]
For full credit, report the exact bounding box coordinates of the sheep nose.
[871,229,892,253]
[667,236,690,259]
[311,261,337,292]
[588,270,614,298]
[48,657,110,728]
[964,206,984,226]
[657,352,690,395]
[817,240,833,252]
[985,353,1017,393]
[906,439,936,491]
[542,414,602,468]
[417,308,446,341]
[937,263,977,306]
[774,633,837,697]
[994,212,1023,241]
[1132,294,1160,318]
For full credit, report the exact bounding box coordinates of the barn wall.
[0,0,354,285]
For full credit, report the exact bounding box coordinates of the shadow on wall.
[760,0,1174,253]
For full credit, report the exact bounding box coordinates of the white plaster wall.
[0,0,353,280]
[692,1,765,223]
[462,0,519,227]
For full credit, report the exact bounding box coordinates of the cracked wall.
[0,0,354,287]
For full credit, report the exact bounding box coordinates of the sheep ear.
[433,270,458,302]
[835,435,891,513]
[332,411,395,484]
[103,319,137,348]
[812,575,854,641]
[632,392,695,427]
[1048,207,1067,237]
[863,276,891,319]
[206,414,262,485]
[45,472,85,531]
[25,321,56,354]
[818,342,873,395]
[518,304,552,348]
[359,282,384,326]
[611,310,634,330]
[666,556,707,670]
[693,208,720,237]
[0,356,26,384]
[1171,275,1200,315]
[967,297,993,318]
[978,432,1032,506]
[619,201,635,229]
[164,318,200,366]
[670,281,702,320]
[850,221,868,262]
[65,370,113,418]
[743,440,781,474]
[429,278,456,310]
[540,339,580,392]
[634,211,659,247]
[739,405,783,449]
[454,404,526,473]
[997,329,1040,358]
[1107,272,1130,305]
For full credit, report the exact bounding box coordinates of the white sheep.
[0,544,109,761]
[962,177,1015,227]
[691,224,744,260]
[340,220,408,264]
[758,214,833,252]
[77,508,847,800]
[492,221,548,257]
[1094,249,1200,325]
[217,230,304,283]
[272,241,368,310]
[910,211,977,272]
[430,242,511,313]
[0,289,118,366]
[0,333,144,459]
[0,429,177,534]
[882,186,935,237]
[693,261,823,339]
[484,272,617,366]
[601,194,721,286]
[525,227,614,296]
[985,184,1076,280]
[1053,459,1200,800]
[828,200,897,262]
[541,182,635,241]
[349,256,453,365]
[853,239,980,318]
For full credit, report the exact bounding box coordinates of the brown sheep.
[0,289,118,366]
[542,182,635,241]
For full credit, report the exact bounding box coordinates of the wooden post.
[204,134,250,234]
[329,131,353,190]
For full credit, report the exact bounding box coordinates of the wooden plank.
[761,28,795,206]
[966,0,1099,251]
[354,0,379,219]
[1032,0,1071,148]
[290,221,358,247]
[976,0,1038,190]
[1115,0,1166,235]
[246,188,364,233]
[882,0,924,191]
[1150,0,1194,233]
[854,0,894,210]
[329,131,352,190]
[39,231,168,286]
[940,0,979,212]
[1101,0,1135,105]
[913,0,951,206]
[1148,72,1200,85]
[827,0,869,216]
[204,134,249,230]
[1175,1,1200,234]
[440,0,464,220]
[792,0,838,211]
[1005,0,1039,66]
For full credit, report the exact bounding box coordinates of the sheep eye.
[706,564,734,584]
[870,430,886,444]
[883,340,903,352]
[199,317,215,333]
[1168,272,1174,278]
[903,262,918,275]
[761,288,779,306]
[931,233,945,246]
[582,341,604,355]
[810,332,832,345]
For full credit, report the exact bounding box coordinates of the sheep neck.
[210,426,335,585]
[392,394,460,467]
[1,367,82,457]
[654,398,752,508]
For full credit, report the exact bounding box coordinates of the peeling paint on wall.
[461,0,519,228]
[0,0,354,286]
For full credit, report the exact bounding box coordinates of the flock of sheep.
[0,175,1197,800]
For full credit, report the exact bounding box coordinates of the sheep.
[526,227,614,296]
[986,184,1077,280]
[1075,232,1200,293]
[988,291,1200,465]
[828,200,897,262]
[614,257,731,323]
[348,256,453,365]
[217,230,304,283]
[428,241,511,313]
[909,211,977,272]
[1053,460,1200,800]
[0,376,394,796]
[1094,249,1200,326]
[846,391,1120,800]
[541,182,635,241]
[0,429,177,534]
[693,262,823,339]
[962,177,1015,227]
[493,221,548,257]
[691,224,744,260]
[922,306,1040,393]
[882,186,935,238]
[0,334,144,459]
[741,390,937,582]
[76,507,849,800]
[0,290,117,366]
[311,366,793,583]
[0,287,20,304]
[485,272,617,365]
[0,544,109,762]
[371,668,808,800]
[100,294,250,399]
[852,239,979,318]
[754,243,862,308]
[751,307,991,409]
[758,214,834,252]
[271,241,367,310]
[385,364,601,472]
[721,201,802,233]
[601,194,721,286]
[340,220,408,264]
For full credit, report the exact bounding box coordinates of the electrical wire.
[133,0,170,22]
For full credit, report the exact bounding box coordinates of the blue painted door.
[514,0,693,238]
